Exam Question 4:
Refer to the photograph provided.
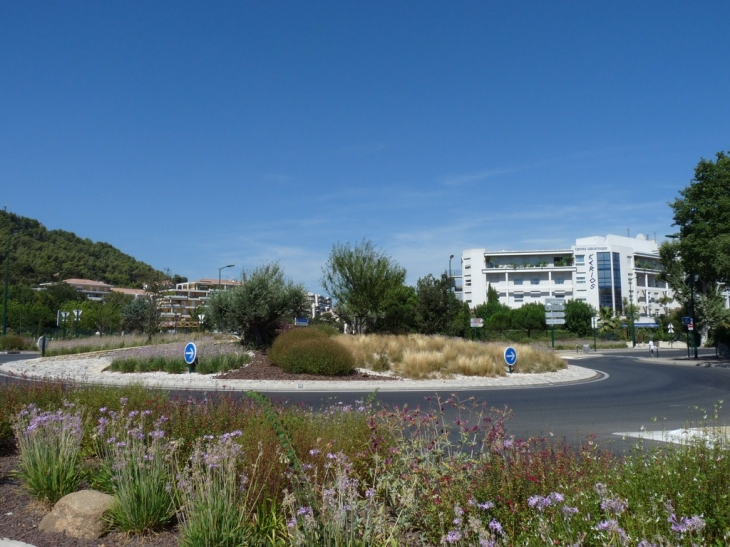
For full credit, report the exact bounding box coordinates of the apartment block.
[460,234,677,318]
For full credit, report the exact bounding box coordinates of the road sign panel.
[184,342,197,365]
[545,311,565,318]
[545,298,565,305]
[470,318,484,328]
[504,346,517,366]
[546,318,566,325]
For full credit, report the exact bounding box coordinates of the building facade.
[460,234,676,318]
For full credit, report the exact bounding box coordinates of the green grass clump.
[12,403,86,505]
[271,329,355,376]
[108,353,250,375]
[0,334,33,351]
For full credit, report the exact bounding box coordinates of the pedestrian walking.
[649,340,655,357]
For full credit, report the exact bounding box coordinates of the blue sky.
[2,1,729,292]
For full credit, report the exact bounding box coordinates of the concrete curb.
[0,354,600,392]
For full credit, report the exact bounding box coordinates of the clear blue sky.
[2,1,729,292]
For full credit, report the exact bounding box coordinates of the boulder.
[38,489,115,539]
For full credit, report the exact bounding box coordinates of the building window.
[465,279,472,287]
[555,277,564,285]
[514,278,523,285]
[577,276,586,284]
[576,255,585,266]
[514,293,524,302]
[531,278,540,285]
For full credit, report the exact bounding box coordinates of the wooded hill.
[0,210,164,288]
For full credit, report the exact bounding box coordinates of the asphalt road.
[3,348,728,452]
[264,348,730,451]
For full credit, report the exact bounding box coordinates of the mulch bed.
[0,454,180,547]
[0,351,396,546]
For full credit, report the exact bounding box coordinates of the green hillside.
[0,209,163,288]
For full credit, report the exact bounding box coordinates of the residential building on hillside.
[159,278,239,328]
[38,278,115,301]
[459,234,678,319]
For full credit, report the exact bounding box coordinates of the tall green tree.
[121,297,149,333]
[512,302,546,338]
[669,151,730,287]
[321,240,406,334]
[207,262,308,347]
[564,300,597,337]
[371,283,417,334]
[416,274,452,334]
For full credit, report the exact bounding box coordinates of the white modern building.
[460,234,677,318]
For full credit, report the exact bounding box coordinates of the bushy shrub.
[0,334,30,351]
[272,335,355,376]
[269,327,328,363]
[312,323,340,337]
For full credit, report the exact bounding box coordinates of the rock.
[38,489,115,539]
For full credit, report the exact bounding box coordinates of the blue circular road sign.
[184,342,198,365]
[504,346,517,366]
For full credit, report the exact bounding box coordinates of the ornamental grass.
[336,334,565,378]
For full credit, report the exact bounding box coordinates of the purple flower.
[601,497,628,516]
[669,514,706,533]
[445,530,462,543]
[488,518,504,536]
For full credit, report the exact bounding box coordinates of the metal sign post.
[504,346,517,373]
[545,299,565,350]
[184,342,198,373]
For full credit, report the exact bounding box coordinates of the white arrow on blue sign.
[504,346,517,366]
[184,342,197,365]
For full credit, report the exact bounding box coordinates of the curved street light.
[218,264,235,291]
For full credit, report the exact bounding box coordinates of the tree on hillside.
[206,262,308,347]
[564,300,597,338]
[321,240,406,334]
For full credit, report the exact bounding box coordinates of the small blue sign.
[295,317,309,327]
[504,346,517,366]
[184,342,197,365]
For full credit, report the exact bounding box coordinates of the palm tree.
[598,306,621,334]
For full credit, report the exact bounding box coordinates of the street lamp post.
[689,269,698,359]
[665,233,698,359]
[73,309,82,338]
[2,231,16,336]
[218,264,235,291]
[449,255,454,277]
[628,273,636,347]
[59,311,70,339]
